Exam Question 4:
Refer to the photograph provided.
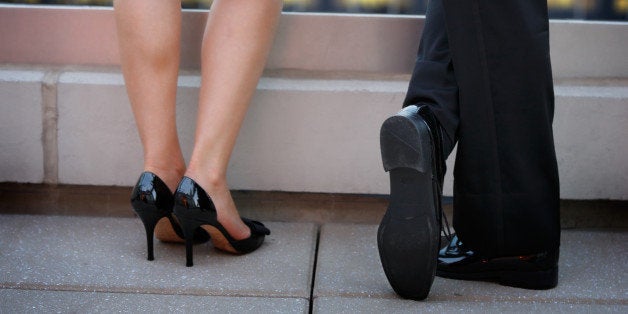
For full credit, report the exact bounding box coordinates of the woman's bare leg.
[186,0,283,240]
[114,0,185,192]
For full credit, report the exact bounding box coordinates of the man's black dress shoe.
[437,235,559,289]
[377,105,446,300]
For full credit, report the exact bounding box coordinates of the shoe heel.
[380,109,432,173]
[177,215,203,267]
[134,207,163,261]
[499,266,558,290]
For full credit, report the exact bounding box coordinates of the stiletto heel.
[173,176,271,267]
[137,209,162,261]
[185,236,194,267]
[145,223,155,261]
[130,172,210,261]
[178,215,204,267]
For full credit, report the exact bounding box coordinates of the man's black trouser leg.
[403,0,560,257]
[403,0,458,156]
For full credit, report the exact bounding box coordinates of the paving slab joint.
[308,225,321,314]
[42,70,60,184]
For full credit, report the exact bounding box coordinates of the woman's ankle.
[143,164,185,193]
[184,166,228,192]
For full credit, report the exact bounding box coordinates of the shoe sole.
[377,112,439,300]
[437,266,559,290]
[154,217,185,243]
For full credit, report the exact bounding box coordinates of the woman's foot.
[173,176,271,266]
[183,171,251,241]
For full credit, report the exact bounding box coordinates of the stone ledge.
[1,6,627,78]
[1,68,627,199]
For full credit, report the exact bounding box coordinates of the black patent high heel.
[173,176,271,267]
[130,172,209,261]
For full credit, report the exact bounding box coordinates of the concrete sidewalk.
[0,214,626,313]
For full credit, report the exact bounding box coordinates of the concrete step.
[1,68,627,199]
[0,214,625,312]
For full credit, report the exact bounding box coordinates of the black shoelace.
[419,105,454,245]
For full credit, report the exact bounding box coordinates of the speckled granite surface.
[0,289,308,313]
[314,224,628,303]
[313,297,627,313]
[0,214,626,312]
[0,215,316,298]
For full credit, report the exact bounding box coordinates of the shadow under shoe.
[437,235,559,289]
[130,172,210,261]
[378,105,446,300]
[173,176,271,267]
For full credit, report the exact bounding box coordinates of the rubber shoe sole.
[377,108,440,300]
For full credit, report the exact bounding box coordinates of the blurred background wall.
[2,0,627,21]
